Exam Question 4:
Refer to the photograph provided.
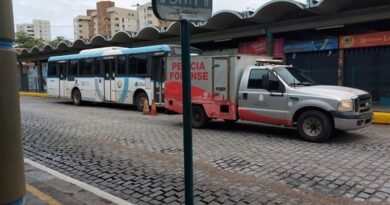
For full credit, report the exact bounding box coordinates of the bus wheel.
[192,105,209,128]
[72,89,82,106]
[135,92,148,112]
[297,110,333,142]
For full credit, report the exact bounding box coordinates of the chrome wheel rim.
[303,117,322,137]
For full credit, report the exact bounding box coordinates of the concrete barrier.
[373,112,390,125]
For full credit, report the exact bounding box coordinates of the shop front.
[284,38,339,86]
[340,31,390,104]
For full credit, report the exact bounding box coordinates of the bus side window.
[94,59,102,76]
[48,62,58,77]
[117,55,127,76]
[135,55,147,76]
[82,58,94,76]
[128,55,136,75]
[69,60,78,77]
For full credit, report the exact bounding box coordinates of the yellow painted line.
[373,112,390,124]
[19,92,49,98]
[26,184,62,205]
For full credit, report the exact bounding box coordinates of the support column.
[37,60,44,92]
[0,0,26,204]
[266,32,274,57]
[338,49,345,86]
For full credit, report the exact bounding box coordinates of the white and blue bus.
[47,45,201,111]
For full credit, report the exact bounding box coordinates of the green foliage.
[15,32,71,49]
[15,32,46,49]
[48,36,71,47]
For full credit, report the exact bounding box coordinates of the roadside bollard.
[0,0,26,204]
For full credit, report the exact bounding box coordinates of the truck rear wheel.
[192,105,209,128]
[297,110,333,142]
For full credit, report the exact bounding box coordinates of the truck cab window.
[248,69,268,89]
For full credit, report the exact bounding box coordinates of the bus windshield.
[274,67,316,87]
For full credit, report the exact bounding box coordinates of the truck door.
[102,57,116,101]
[213,58,229,100]
[238,68,289,125]
[58,62,67,98]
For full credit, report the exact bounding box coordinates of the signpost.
[152,1,212,205]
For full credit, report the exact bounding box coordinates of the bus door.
[102,57,116,101]
[58,62,67,98]
[151,56,165,104]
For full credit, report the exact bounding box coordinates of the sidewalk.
[21,159,132,205]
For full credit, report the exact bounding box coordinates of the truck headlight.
[338,99,353,112]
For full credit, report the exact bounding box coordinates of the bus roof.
[48,44,173,62]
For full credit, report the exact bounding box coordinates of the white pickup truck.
[164,55,372,142]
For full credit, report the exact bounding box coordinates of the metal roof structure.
[17,0,390,61]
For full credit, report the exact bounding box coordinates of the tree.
[15,32,46,49]
[48,36,71,48]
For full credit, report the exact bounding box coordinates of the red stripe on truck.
[238,109,292,126]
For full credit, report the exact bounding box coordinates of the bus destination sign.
[152,0,213,21]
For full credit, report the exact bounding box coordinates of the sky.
[13,0,306,41]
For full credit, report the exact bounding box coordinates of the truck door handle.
[243,93,248,100]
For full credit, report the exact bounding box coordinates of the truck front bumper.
[332,111,373,131]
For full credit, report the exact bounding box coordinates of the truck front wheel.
[192,105,209,128]
[297,110,333,142]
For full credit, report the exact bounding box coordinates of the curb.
[373,112,390,125]
[19,92,49,98]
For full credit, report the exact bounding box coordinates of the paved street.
[21,96,390,204]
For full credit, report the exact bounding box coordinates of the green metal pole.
[0,0,26,204]
[180,19,194,205]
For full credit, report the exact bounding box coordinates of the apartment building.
[16,19,51,41]
[137,2,171,31]
[74,16,92,40]
[73,1,172,40]
[107,7,138,36]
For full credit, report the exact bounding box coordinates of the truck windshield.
[274,67,315,87]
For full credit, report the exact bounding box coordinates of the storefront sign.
[273,38,284,58]
[340,31,390,49]
[152,0,212,21]
[284,38,338,53]
[238,37,267,55]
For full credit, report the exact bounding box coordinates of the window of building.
[79,25,82,28]
[115,18,119,20]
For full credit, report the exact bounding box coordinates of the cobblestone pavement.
[21,96,389,204]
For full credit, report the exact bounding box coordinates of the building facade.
[107,7,138,36]
[73,15,92,40]
[74,1,140,40]
[16,19,51,41]
[137,2,171,31]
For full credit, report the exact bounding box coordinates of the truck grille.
[354,94,372,113]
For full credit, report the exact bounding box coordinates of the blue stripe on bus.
[48,45,171,62]
[119,78,130,103]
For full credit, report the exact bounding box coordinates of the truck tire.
[297,110,333,142]
[135,92,148,112]
[192,105,209,128]
[72,89,82,106]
